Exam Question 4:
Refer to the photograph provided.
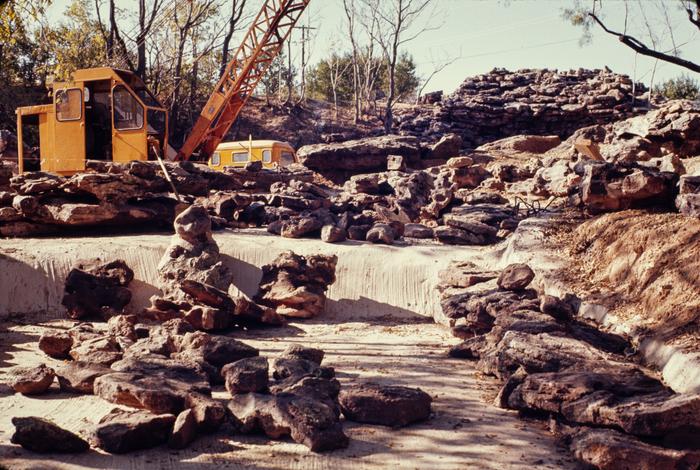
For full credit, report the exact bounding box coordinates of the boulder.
[298,135,421,179]
[221,357,269,395]
[228,392,348,452]
[478,135,562,154]
[403,223,433,239]
[38,331,73,359]
[255,251,337,319]
[339,383,432,427]
[95,355,211,414]
[497,264,535,291]
[185,393,228,433]
[568,427,700,470]
[321,224,346,243]
[168,409,198,449]
[69,336,123,366]
[281,345,325,365]
[62,259,133,320]
[56,361,113,394]
[177,331,259,371]
[8,364,55,395]
[11,417,89,453]
[91,409,176,454]
[366,223,396,245]
[430,133,463,160]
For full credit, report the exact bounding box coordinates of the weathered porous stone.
[62,259,133,320]
[222,357,269,395]
[11,417,89,453]
[91,409,176,454]
[56,361,112,394]
[339,383,432,427]
[8,364,55,395]
[255,251,337,319]
[497,264,535,291]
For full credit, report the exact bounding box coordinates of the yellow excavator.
[15,0,310,175]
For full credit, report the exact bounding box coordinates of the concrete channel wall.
[0,230,478,325]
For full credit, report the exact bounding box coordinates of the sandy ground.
[0,315,577,470]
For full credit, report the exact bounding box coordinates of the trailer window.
[280,152,295,166]
[211,152,221,166]
[113,85,144,130]
[233,152,249,163]
[56,89,82,121]
[262,149,272,163]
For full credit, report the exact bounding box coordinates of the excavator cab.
[16,67,168,175]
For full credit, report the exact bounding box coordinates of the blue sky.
[47,0,700,94]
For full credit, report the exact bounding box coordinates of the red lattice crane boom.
[177,0,310,161]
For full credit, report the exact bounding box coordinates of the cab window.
[56,89,82,121]
[211,152,221,166]
[262,149,272,163]
[113,85,144,130]
[280,152,295,166]
[233,152,249,163]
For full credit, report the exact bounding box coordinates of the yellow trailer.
[208,139,297,170]
[16,67,168,175]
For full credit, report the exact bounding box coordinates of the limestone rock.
[568,427,700,470]
[366,223,396,245]
[497,264,535,291]
[339,383,432,427]
[8,364,55,395]
[62,259,133,320]
[222,357,269,395]
[403,223,433,238]
[56,361,112,394]
[168,409,198,449]
[11,417,89,453]
[228,392,349,452]
[255,251,337,319]
[91,409,176,454]
[158,205,231,300]
[321,224,346,243]
[69,336,123,366]
[281,345,325,365]
[38,331,73,359]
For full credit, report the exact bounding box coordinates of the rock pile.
[440,262,700,469]
[254,251,338,319]
[529,99,699,215]
[395,68,647,148]
[0,160,313,237]
[14,324,432,454]
[147,205,286,330]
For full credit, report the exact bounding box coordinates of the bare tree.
[170,0,217,137]
[327,49,353,118]
[220,0,248,77]
[342,0,361,123]
[295,22,317,105]
[565,0,700,74]
[136,0,162,78]
[362,0,439,134]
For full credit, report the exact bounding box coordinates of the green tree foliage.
[307,51,419,105]
[655,75,700,100]
[40,0,107,82]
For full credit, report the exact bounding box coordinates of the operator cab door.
[52,87,86,174]
[111,84,147,163]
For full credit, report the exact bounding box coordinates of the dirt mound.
[570,210,700,340]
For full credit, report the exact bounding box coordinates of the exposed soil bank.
[0,230,486,324]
